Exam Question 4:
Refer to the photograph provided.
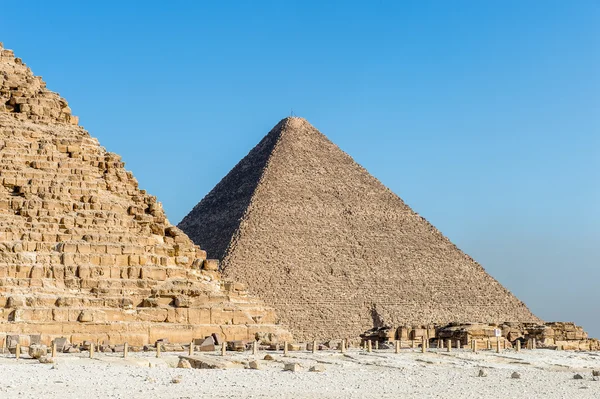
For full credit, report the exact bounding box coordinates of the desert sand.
[1,347,599,398]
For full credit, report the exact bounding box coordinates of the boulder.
[53,337,69,351]
[574,374,584,380]
[284,363,302,372]
[177,359,192,369]
[286,343,303,351]
[199,336,216,352]
[249,360,261,370]
[28,344,48,359]
[228,340,246,351]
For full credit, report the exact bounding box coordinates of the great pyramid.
[0,42,290,346]
[179,117,541,340]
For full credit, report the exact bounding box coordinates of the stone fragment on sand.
[53,337,68,351]
[284,363,302,372]
[28,344,47,359]
[309,365,326,372]
[477,369,487,377]
[574,374,584,380]
[228,340,246,351]
[39,356,54,364]
[264,354,275,361]
[286,343,303,351]
[592,370,600,377]
[177,359,192,369]
[511,372,521,379]
[249,360,260,370]
[199,336,216,352]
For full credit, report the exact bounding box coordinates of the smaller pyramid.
[179,117,541,340]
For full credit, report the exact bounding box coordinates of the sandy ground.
[0,347,599,398]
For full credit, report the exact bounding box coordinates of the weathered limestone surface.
[0,42,290,346]
[179,117,541,341]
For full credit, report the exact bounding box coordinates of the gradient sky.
[1,1,598,337]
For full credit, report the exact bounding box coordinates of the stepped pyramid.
[179,117,541,340]
[0,42,290,346]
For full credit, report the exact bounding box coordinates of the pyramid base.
[0,321,291,347]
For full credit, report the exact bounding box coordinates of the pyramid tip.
[280,116,312,128]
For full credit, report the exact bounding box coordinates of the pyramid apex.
[281,116,312,127]
[0,42,79,125]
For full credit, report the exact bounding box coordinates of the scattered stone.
[309,365,326,372]
[113,345,125,353]
[171,376,182,384]
[53,338,68,352]
[249,360,260,370]
[178,355,243,369]
[199,336,216,352]
[228,341,246,352]
[511,372,521,379]
[211,333,222,346]
[28,344,48,359]
[177,359,192,369]
[39,356,54,364]
[284,363,302,372]
[286,343,303,351]
[477,369,488,377]
[592,370,600,377]
[263,354,275,361]
[574,374,584,380]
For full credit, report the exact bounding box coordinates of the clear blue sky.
[1,1,598,337]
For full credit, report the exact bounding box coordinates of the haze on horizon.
[0,1,598,337]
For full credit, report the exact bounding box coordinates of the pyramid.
[0,42,290,346]
[179,117,541,340]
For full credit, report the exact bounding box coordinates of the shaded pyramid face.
[179,117,541,340]
[0,42,290,346]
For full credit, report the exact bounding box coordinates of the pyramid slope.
[0,42,290,346]
[179,122,282,259]
[179,117,540,340]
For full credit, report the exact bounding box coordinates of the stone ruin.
[179,117,542,341]
[361,321,599,351]
[0,42,291,349]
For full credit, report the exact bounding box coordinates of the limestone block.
[166,309,188,324]
[203,259,219,271]
[188,308,211,325]
[78,311,93,322]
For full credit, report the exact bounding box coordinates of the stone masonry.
[179,117,542,341]
[0,42,291,346]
